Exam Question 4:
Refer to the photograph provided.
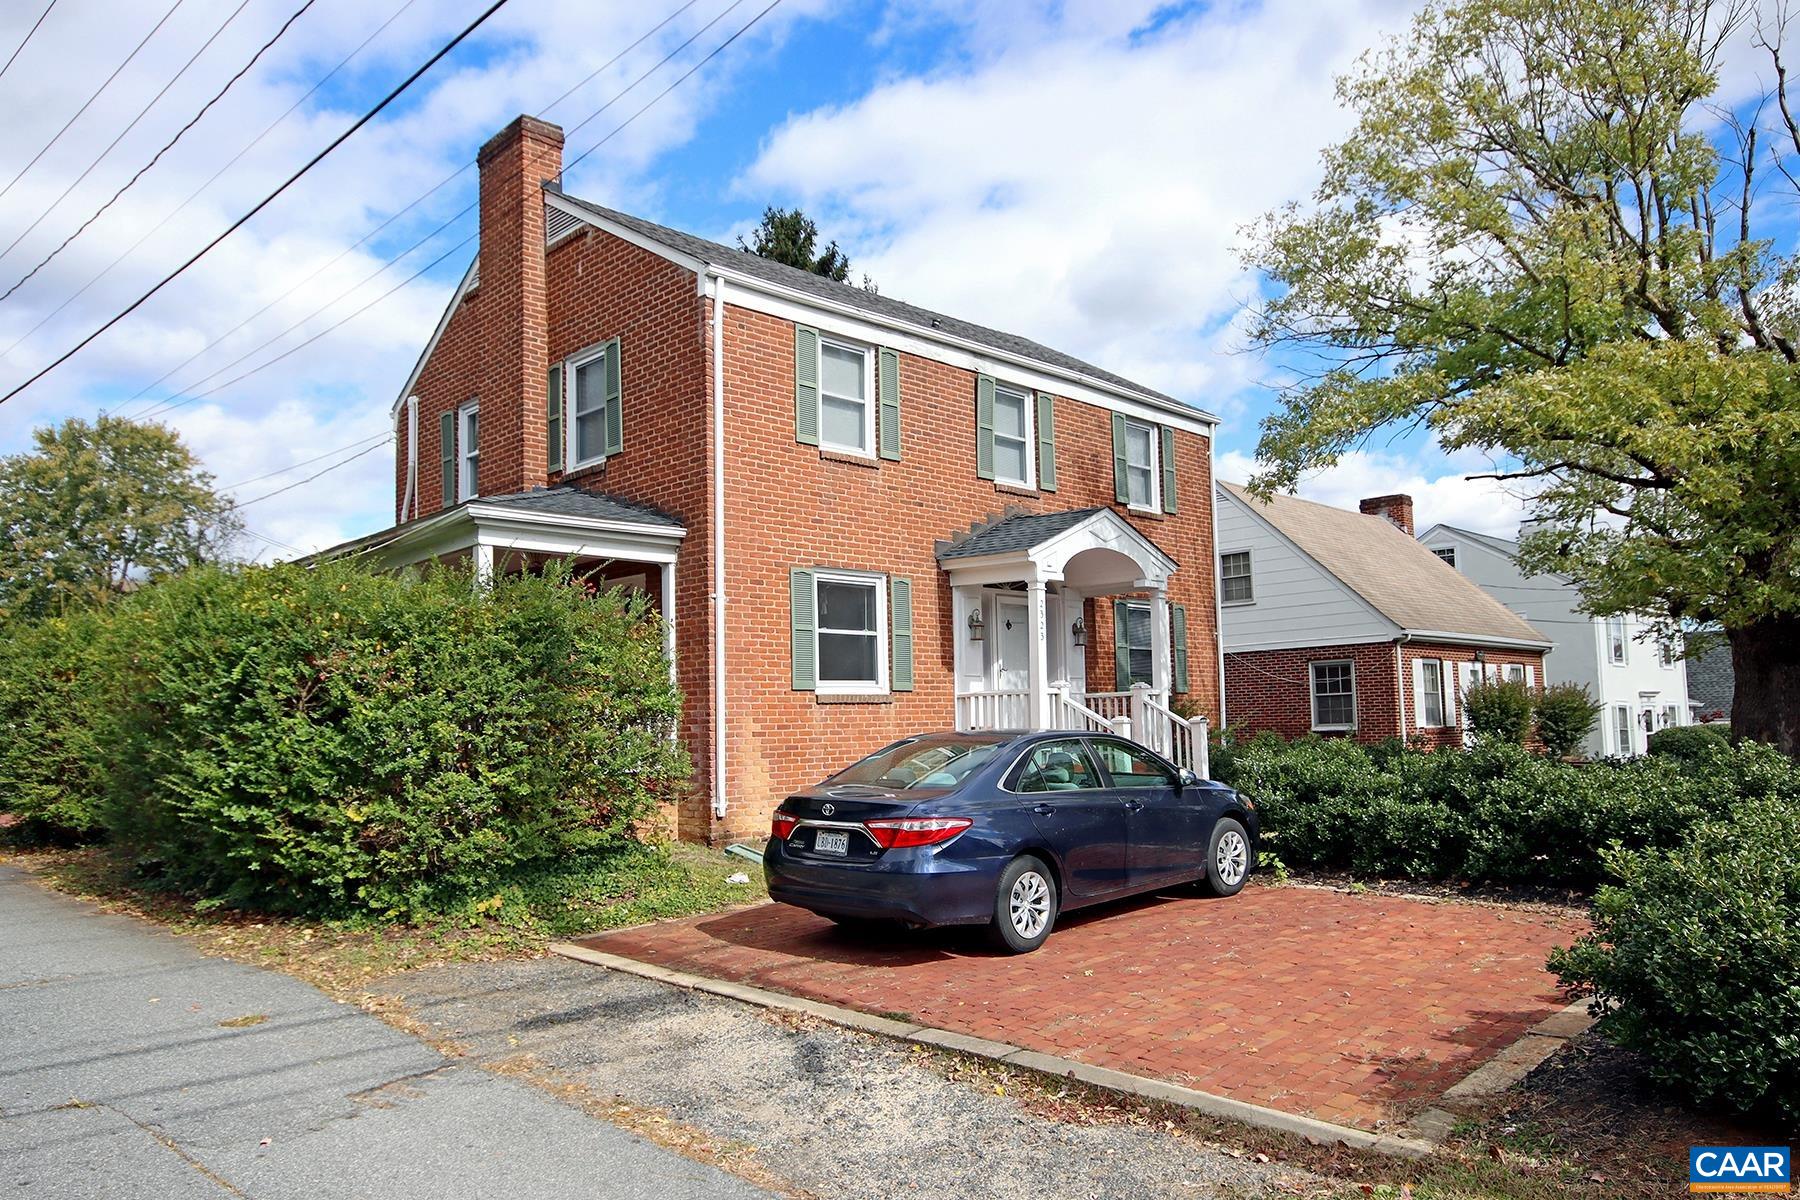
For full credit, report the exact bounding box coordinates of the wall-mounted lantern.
[967,608,986,641]
[1071,616,1087,647]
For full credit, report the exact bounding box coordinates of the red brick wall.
[1225,640,1547,747]
[714,303,1218,842]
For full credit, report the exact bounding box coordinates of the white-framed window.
[991,382,1033,487]
[1310,660,1356,731]
[818,337,874,456]
[1220,550,1254,604]
[569,342,612,467]
[457,400,479,501]
[1605,615,1628,665]
[1122,601,1154,686]
[814,569,886,693]
[1658,637,1678,668]
[1122,417,1159,510]
[1417,658,1448,727]
[1432,546,1457,569]
[1612,703,1633,754]
[1661,703,1682,729]
[1504,663,1526,685]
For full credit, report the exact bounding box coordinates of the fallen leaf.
[218,1014,269,1029]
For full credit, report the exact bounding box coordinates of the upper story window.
[566,339,622,469]
[1432,546,1457,568]
[990,383,1034,487]
[1310,660,1356,731]
[1220,550,1253,604]
[819,338,873,456]
[1605,615,1628,665]
[457,401,480,500]
[1122,418,1159,510]
[1658,637,1678,668]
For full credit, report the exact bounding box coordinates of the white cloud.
[1217,446,1536,539]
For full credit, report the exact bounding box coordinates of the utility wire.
[0,0,318,303]
[0,0,59,86]
[0,0,522,408]
[1,0,421,361]
[233,436,391,508]
[121,0,732,420]
[0,0,186,204]
[220,430,393,489]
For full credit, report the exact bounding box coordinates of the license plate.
[814,830,850,856]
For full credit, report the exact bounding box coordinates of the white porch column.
[1150,586,1171,703]
[660,560,677,685]
[472,542,495,589]
[1027,578,1049,730]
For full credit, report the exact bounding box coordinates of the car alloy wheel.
[1009,869,1052,939]
[1215,829,1248,887]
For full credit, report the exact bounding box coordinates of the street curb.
[549,942,1438,1159]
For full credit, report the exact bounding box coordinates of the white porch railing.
[1050,684,1130,736]
[1081,691,1134,724]
[955,682,1211,779]
[954,689,1031,731]
[1138,686,1211,780]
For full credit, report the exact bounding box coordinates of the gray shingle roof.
[475,486,683,528]
[547,187,1209,419]
[1686,643,1734,717]
[1220,483,1550,646]
[937,507,1108,559]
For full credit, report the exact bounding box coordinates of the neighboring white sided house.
[1417,524,1690,757]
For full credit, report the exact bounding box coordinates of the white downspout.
[400,396,419,522]
[1208,436,1226,728]
[709,274,729,822]
[1394,632,1412,737]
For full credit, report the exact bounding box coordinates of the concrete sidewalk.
[0,865,770,1200]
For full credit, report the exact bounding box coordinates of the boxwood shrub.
[1550,800,1800,1124]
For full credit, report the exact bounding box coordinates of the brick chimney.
[1359,493,1414,536]
[476,115,564,497]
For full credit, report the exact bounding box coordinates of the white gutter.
[399,396,419,523]
[709,272,728,821]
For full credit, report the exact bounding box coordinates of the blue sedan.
[763,731,1258,953]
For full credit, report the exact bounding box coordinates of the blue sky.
[0,0,1692,555]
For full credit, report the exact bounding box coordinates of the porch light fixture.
[1071,616,1087,647]
[967,608,986,641]
[1473,650,1487,665]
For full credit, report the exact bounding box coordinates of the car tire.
[1202,817,1251,897]
[989,856,1058,954]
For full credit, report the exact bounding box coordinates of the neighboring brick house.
[1215,484,1550,747]
[328,116,1223,844]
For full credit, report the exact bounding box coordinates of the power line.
[119,0,736,421]
[0,0,319,304]
[233,436,392,508]
[0,0,523,409]
[1,0,422,361]
[220,430,393,489]
[0,0,187,205]
[0,0,59,86]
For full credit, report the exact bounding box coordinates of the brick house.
[328,116,1224,844]
[1215,484,1550,747]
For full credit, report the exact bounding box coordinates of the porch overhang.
[935,506,1177,589]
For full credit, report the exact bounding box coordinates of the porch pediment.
[936,506,1176,590]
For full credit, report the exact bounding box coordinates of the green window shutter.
[1172,604,1190,694]
[1160,425,1178,513]
[790,568,816,691]
[439,411,455,507]
[602,338,623,457]
[1113,599,1131,691]
[794,326,820,446]
[890,576,914,691]
[1112,412,1129,504]
[1036,391,1056,492]
[546,363,563,472]
[878,347,901,461]
[975,374,995,480]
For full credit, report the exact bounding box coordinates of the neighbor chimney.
[476,115,564,497]
[1359,493,1414,536]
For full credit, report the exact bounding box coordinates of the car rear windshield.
[830,736,1009,789]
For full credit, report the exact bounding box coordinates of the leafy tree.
[0,416,239,621]
[1462,679,1534,744]
[1535,682,1604,757]
[739,206,853,282]
[1242,0,1800,754]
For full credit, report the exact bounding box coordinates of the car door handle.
[1031,804,1055,816]
[1122,799,1145,813]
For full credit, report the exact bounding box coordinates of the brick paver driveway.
[577,885,1588,1131]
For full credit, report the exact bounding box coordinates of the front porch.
[937,507,1209,775]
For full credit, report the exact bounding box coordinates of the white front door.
[995,598,1030,692]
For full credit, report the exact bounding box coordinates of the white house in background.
[1416,524,1689,757]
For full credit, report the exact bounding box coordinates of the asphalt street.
[0,864,772,1200]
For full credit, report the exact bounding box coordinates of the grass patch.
[1,840,763,997]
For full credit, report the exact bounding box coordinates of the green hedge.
[1215,733,1800,888]
[1550,800,1800,1124]
[1647,722,1731,761]
[0,607,115,842]
[1,560,687,918]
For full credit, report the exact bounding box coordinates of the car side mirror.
[1178,768,1202,788]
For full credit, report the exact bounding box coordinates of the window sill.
[1311,725,1357,734]
[815,693,893,705]
[1125,505,1166,520]
[994,481,1038,498]
[819,448,880,469]
[1221,599,1255,607]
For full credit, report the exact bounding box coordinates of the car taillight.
[863,816,973,849]
[771,812,799,841]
